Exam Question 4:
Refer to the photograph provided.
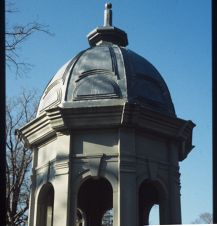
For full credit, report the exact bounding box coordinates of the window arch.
[77,177,113,226]
[138,180,166,225]
[36,183,54,226]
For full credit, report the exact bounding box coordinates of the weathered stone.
[18,3,195,226]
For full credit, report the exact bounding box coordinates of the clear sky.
[6,0,212,224]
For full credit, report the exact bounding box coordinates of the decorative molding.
[136,156,169,168]
[72,153,119,160]
[73,74,121,100]
[55,161,69,176]
[75,69,115,82]
[147,160,159,180]
[46,161,51,182]
[119,153,136,173]
[44,79,62,96]
[17,112,56,148]
[35,158,69,175]
[87,154,109,177]
[39,86,62,114]
[98,154,107,177]
[108,46,120,79]
[17,103,195,161]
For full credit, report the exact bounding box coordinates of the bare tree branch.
[6,89,39,226]
[192,212,213,224]
[6,1,53,77]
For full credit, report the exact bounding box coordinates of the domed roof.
[37,4,176,118]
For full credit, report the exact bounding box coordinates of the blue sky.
[6,0,212,224]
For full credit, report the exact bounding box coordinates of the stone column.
[118,128,137,226]
[112,187,119,226]
[167,142,182,224]
[69,191,77,226]
[53,172,69,226]
[157,196,168,225]
[28,148,37,226]
[53,133,70,226]
[119,172,137,226]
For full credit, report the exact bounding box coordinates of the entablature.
[17,103,195,161]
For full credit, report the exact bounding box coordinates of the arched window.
[36,183,54,226]
[77,177,113,226]
[139,180,165,225]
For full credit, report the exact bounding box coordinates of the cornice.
[17,103,195,160]
[16,112,56,148]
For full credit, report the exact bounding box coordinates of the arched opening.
[149,204,160,225]
[139,180,164,226]
[36,183,54,226]
[77,177,113,226]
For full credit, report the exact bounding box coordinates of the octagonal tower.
[18,3,195,226]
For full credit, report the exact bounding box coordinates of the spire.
[87,3,128,47]
[104,3,112,26]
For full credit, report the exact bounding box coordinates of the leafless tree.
[5,1,52,224]
[6,0,52,76]
[6,89,39,226]
[192,212,213,224]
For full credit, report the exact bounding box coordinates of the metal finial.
[104,3,112,26]
[87,2,128,47]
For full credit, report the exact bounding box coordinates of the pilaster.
[53,163,69,226]
[119,128,137,226]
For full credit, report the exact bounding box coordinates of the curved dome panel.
[73,74,121,100]
[37,44,176,117]
[121,48,175,116]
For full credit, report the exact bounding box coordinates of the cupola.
[37,3,176,118]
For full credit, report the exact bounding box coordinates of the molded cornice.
[17,103,195,161]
